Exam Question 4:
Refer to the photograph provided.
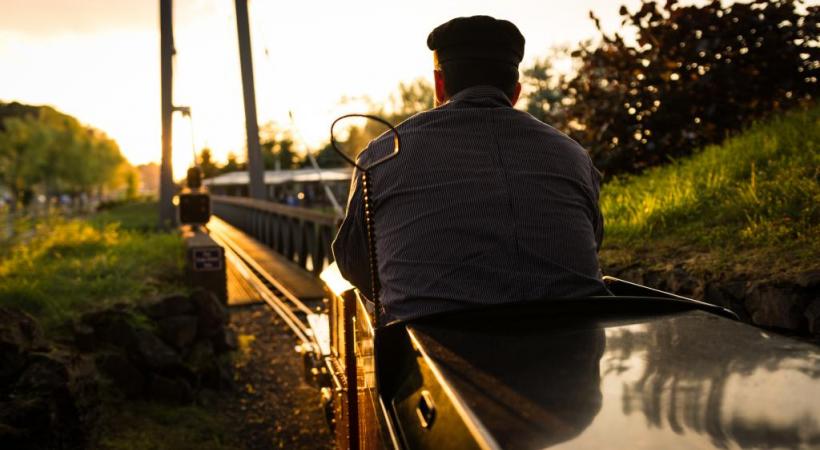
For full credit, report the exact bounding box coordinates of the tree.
[521,51,573,125]
[523,0,819,175]
[124,168,138,200]
[386,78,434,124]
[312,142,348,168]
[321,78,435,167]
[259,122,298,170]
[197,147,220,179]
[0,103,129,204]
[0,116,51,211]
[222,152,243,173]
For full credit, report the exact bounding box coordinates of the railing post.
[272,214,281,252]
[209,195,339,272]
[296,220,308,269]
[284,218,295,261]
[252,210,259,240]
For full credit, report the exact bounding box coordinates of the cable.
[289,111,345,217]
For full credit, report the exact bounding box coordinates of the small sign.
[191,247,223,271]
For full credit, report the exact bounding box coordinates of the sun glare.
[0,0,643,173]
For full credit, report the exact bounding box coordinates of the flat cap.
[427,15,525,66]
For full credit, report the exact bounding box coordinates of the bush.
[525,0,818,176]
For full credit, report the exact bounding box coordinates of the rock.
[144,294,195,319]
[0,397,51,434]
[0,391,87,449]
[196,388,221,408]
[186,339,234,390]
[158,315,199,351]
[0,422,25,446]
[643,270,666,290]
[186,341,233,390]
[0,312,95,449]
[796,270,820,289]
[0,307,47,351]
[148,375,193,403]
[723,280,747,300]
[703,282,728,307]
[13,354,69,394]
[132,329,183,372]
[72,322,96,352]
[95,353,144,397]
[186,340,215,370]
[745,284,806,331]
[201,357,234,390]
[212,327,238,354]
[618,268,644,285]
[668,267,698,295]
[0,307,48,384]
[80,309,139,350]
[191,289,227,337]
[805,300,820,336]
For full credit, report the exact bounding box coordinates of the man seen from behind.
[333,15,609,323]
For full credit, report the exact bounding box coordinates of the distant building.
[204,168,352,210]
[137,163,160,196]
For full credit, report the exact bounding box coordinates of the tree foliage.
[330,78,435,165]
[0,102,127,210]
[524,0,818,175]
[259,123,297,170]
[196,148,220,179]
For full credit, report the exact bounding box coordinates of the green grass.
[600,105,819,279]
[0,201,185,329]
[94,401,240,450]
[90,201,165,232]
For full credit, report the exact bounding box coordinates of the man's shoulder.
[363,106,589,162]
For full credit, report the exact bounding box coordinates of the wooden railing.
[210,195,340,275]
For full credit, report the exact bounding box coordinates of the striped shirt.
[333,85,608,323]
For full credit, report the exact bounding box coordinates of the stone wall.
[605,263,820,337]
[0,289,236,449]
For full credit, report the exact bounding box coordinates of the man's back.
[333,85,607,322]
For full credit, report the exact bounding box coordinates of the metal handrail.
[211,195,339,225]
[210,195,339,274]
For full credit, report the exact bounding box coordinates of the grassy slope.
[0,202,185,330]
[599,105,819,281]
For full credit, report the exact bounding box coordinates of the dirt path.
[225,304,334,450]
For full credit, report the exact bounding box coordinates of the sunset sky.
[0,0,643,178]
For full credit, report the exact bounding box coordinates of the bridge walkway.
[208,216,326,306]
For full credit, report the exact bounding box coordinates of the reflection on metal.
[599,314,820,450]
[320,262,354,297]
[391,301,820,450]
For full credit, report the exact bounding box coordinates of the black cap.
[427,16,525,66]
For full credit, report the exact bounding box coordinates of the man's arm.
[331,169,373,295]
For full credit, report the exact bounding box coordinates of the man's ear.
[434,70,448,106]
[510,82,522,107]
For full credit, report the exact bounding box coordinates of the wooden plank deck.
[226,258,261,306]
[208,217,326,302]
